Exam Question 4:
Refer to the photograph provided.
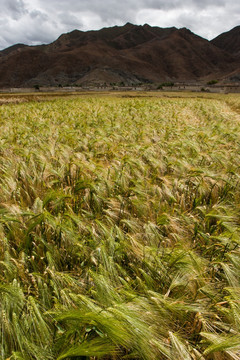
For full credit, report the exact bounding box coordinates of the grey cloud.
[58,12,83,29]
[3,0,28,19]
[30,10,49,21]
[30,0,239,28]
[39,0,136,22]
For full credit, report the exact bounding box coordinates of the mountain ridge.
[211,26,240,56]
[0,23,239,87]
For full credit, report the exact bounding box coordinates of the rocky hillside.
[0,23,239,87]
[211,26,240,56]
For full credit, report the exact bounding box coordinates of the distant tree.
[157,82,174,89]
[207,80,218,85]
[161,82,174,87]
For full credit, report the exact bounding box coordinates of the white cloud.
[136,3,240,39]
[136,8,186,29]
[0,0,239,48]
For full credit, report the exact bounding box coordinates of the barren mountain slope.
[0,23,239,87]
[211,26,240,56]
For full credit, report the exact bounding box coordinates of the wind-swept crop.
[0,93,240,359]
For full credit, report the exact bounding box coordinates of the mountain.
[211,26,240,82]
[0,23,239,87]
[211,26,240,56]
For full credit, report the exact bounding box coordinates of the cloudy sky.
[0,0,239,49]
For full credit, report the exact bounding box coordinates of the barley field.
[0,92,240,360]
